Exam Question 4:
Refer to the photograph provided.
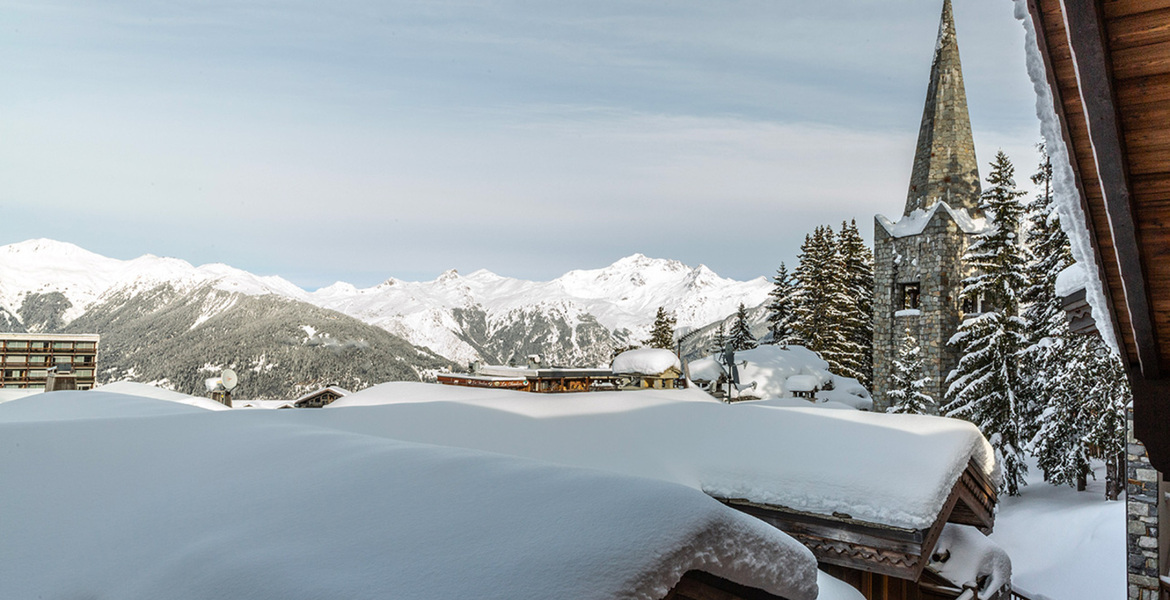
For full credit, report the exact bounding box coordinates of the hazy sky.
[2,0,1041,289]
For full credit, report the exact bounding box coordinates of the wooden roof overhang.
[1024,0,1170,470]
[718,460,996,582]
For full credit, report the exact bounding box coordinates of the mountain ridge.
[0,239,773,370]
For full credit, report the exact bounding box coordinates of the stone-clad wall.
[873,209,973,412]
[1127,407,1162,600]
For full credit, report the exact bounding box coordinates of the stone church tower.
[872,0,987,411]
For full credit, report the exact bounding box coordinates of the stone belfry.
[872,0,986,411]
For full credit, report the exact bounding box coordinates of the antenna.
[221,369,238,392]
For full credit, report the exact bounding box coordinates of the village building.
[437,355,618,393]
[1018,2,1170,598]
[872,0,986,411]
[612,348,686,390]
[292,385,350,408]
[0,333,99,390]
[325,383,1012,600]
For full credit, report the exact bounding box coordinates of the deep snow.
[0,390,825,600]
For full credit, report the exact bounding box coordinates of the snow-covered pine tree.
[765,262,798,346]
[839,219,875,388]
[792,226,857,379]
[1082,334,1129,499]
[710,323,729,354]
[1031,333,1093,489]
[1019,143,1074,444]
[943,150,1033,496]
[886,328,935,415]
[728,303,758,351]
[644,306,677,349]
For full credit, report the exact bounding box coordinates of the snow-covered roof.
[785,375,819,392]
[697,345,871,407]
[293,385,351,404]
[687,356,724,382]
[929,524,1012,599]
[0,390,821,600]
[1012,0,1119,354]
[323,383,997,530]
[1054,262,1088,299]
[0,388,42,405]
[612,348,682,375]
[876,201,988,238]
[89,381,231,411]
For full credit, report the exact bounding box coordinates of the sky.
[1,0,1043,290]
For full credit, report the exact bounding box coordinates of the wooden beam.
[1131,374,1170,473]
[1027,0,1131,364]
[1061,0,1162,378]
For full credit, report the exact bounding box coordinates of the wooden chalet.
[292,385,350,408]
[1020,1,1170,598]
[719,459,999,600]
[617,364,685,390]
[438,363,618,393]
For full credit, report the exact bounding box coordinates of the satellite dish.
[221,369,238,391]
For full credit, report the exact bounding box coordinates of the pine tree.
[644,306,677,349]
[838,219,875,388]
[728,303,758,351]
[1019,143,1074,444]
[710,323,729,354]
[1031,334,1092,489]
[765,262,798,346]
[886,328,935,415]
[943,150,1033,496]
[792,226,857,379]
[1082,334,1129,498]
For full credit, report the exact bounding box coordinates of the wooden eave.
[1026,0,1170,469]
[665,570,792,600]
[719,461,995,582]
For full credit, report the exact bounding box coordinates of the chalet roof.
[0,390,821,600]
[293,385,351,404]
[612,348,682,376]
[1020,0,1170,468]
[324,383,998,532]
[476,365,613,379]
[903,0,982,216]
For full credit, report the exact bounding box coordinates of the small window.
[52,342,73,350]
[29,356,46,364]
[899,282,921,310]
[962,294,989,315]
[5,355,27,364]
[7,341,28,349]
[76,342,96,350]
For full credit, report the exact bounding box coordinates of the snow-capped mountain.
[0,240,773,384]
[0,239,307,328]
[308,253,772,365]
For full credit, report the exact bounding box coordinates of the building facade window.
[899,282,921,310]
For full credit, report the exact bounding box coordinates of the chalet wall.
[1127,407,1161,600]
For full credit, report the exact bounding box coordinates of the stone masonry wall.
[873,209,972,412]
[1128,406,1161,600]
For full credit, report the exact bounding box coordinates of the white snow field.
[322,383,993,530]
[0,390,833,600]
[989,457,1126,600]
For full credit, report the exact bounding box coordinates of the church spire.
[904,0,981,216]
